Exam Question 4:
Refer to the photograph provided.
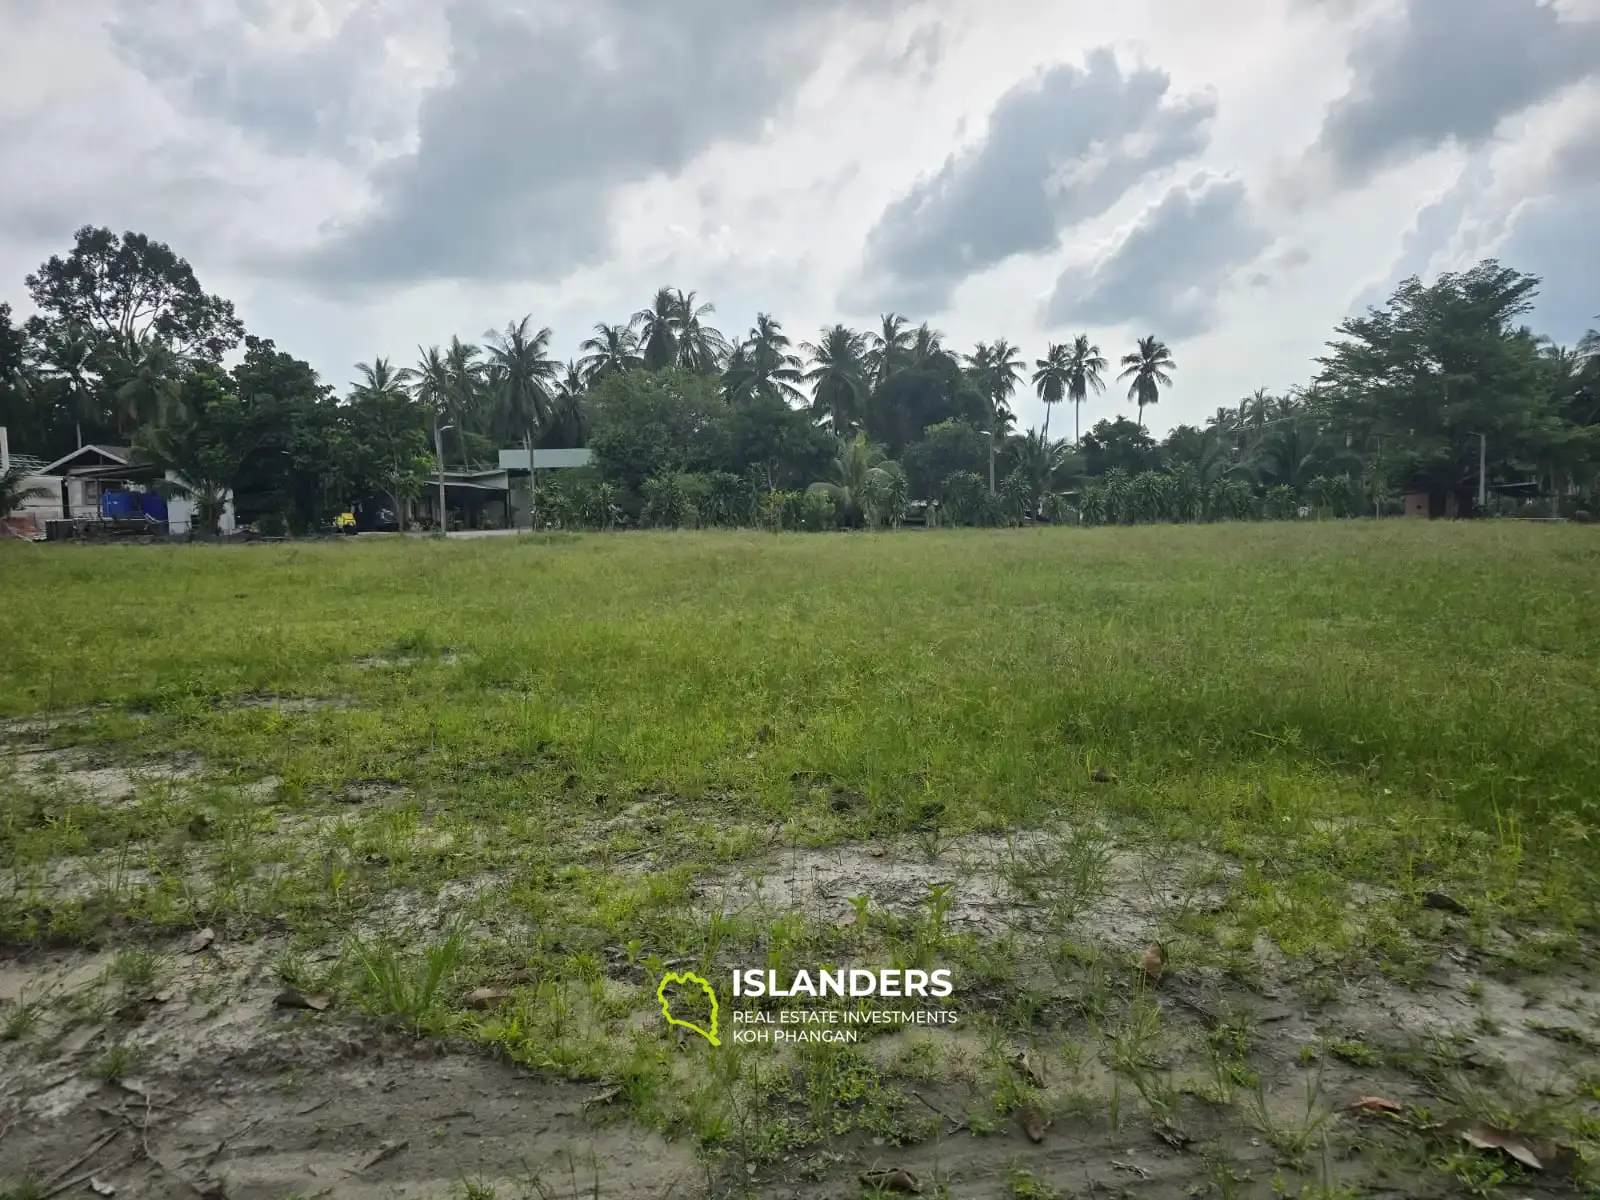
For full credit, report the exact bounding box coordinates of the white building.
[1,432,234,537]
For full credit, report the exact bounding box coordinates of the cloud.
[851,48,1214,313]
[1045,174,1270,339]
[288,0,900,289]
[106,0,430,164]
[1314,0,1600,184]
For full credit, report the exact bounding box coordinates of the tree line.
[1,226,1596,534]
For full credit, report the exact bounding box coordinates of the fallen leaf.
[1423,891,1468,914]
[583,1086,621,1108]
[1450,1122,1572,1172]
[464,986,513,1010]
[90,1177,116,1195]
[859,1168,921,1194]
[1153,1118,1193,1149]
[185,927,215,954]
[1017,1104,1050,1143]
[1140,943,1167,983]
[274,988,330,1012]
[1346,1096,1404,1116]
[357,1139,409,1171]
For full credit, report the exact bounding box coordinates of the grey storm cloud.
[290,0,901,287]
[1316,0,1600,184]
[107,0,418,161]
[1045,175,1269,339]
[1498,124,1600,345]
[853,49,1215,313]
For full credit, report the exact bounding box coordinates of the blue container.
[140,492,168,521]
[101,490,139,518]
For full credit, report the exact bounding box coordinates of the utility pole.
[1473,431,1487,514]
[434,417,453,534]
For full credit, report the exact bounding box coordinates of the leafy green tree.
[1316,261,1562,512]
[1118,336,1175,431]
[135,371,263,535]
[25,226,242,363]
[348,358,430,531]
[1080,417,1156,477]
[901,419,987,500]
[230,335,338,531]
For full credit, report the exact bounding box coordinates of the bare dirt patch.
[1,747,204,805]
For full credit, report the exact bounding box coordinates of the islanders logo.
[656,971,721,1046]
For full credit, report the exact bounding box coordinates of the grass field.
[1,524,1597,1199]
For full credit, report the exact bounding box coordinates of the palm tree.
[672,290,728,374]
[909,323,948,370]
[105,335,182,433]
[410,344,451,418]
[1063,335,1106,446]
[1,464,50,525]
[866,313,914,388]
[808,433,901,527]
[577,322,642,386]
[800,325,868,434]
[483,317,559,527]
[966,339,1024,492]
[1033,343,1069,443]
[37,324,100,449]
[732,314,805,404]
[352,357,413,403]
[634,288,679,371]
[1118,336,1176,431]
[442,337,482,468]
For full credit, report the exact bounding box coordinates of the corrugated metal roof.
[5,454,49,475]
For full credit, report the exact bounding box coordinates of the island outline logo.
[656,970,721,1046]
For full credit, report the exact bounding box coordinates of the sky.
[1,0,1597,440]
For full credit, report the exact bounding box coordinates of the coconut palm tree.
[634,288,679,371]
[36,324,100,449]
[1063,335,1107,446]
[730,314,805,404]
[352,357,413,403]
[483,317,558,524]
[966,339,1024,493]
[800,325,868,434]
[1033,343,1069,443]
[442,337,483,467]
[1,464,50,524]
[866,313,914,387]
[410,344,451,418]
[673,290,728,374]
[1118,336,1175,431]
[577,322,642,386]
[105,335,183,433]
[909,323,948,370]
[808,432,901,527]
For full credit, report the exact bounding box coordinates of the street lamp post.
[1468,431,1486,514]
[434,419,454,534]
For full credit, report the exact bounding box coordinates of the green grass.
[2,523,1597,1195]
